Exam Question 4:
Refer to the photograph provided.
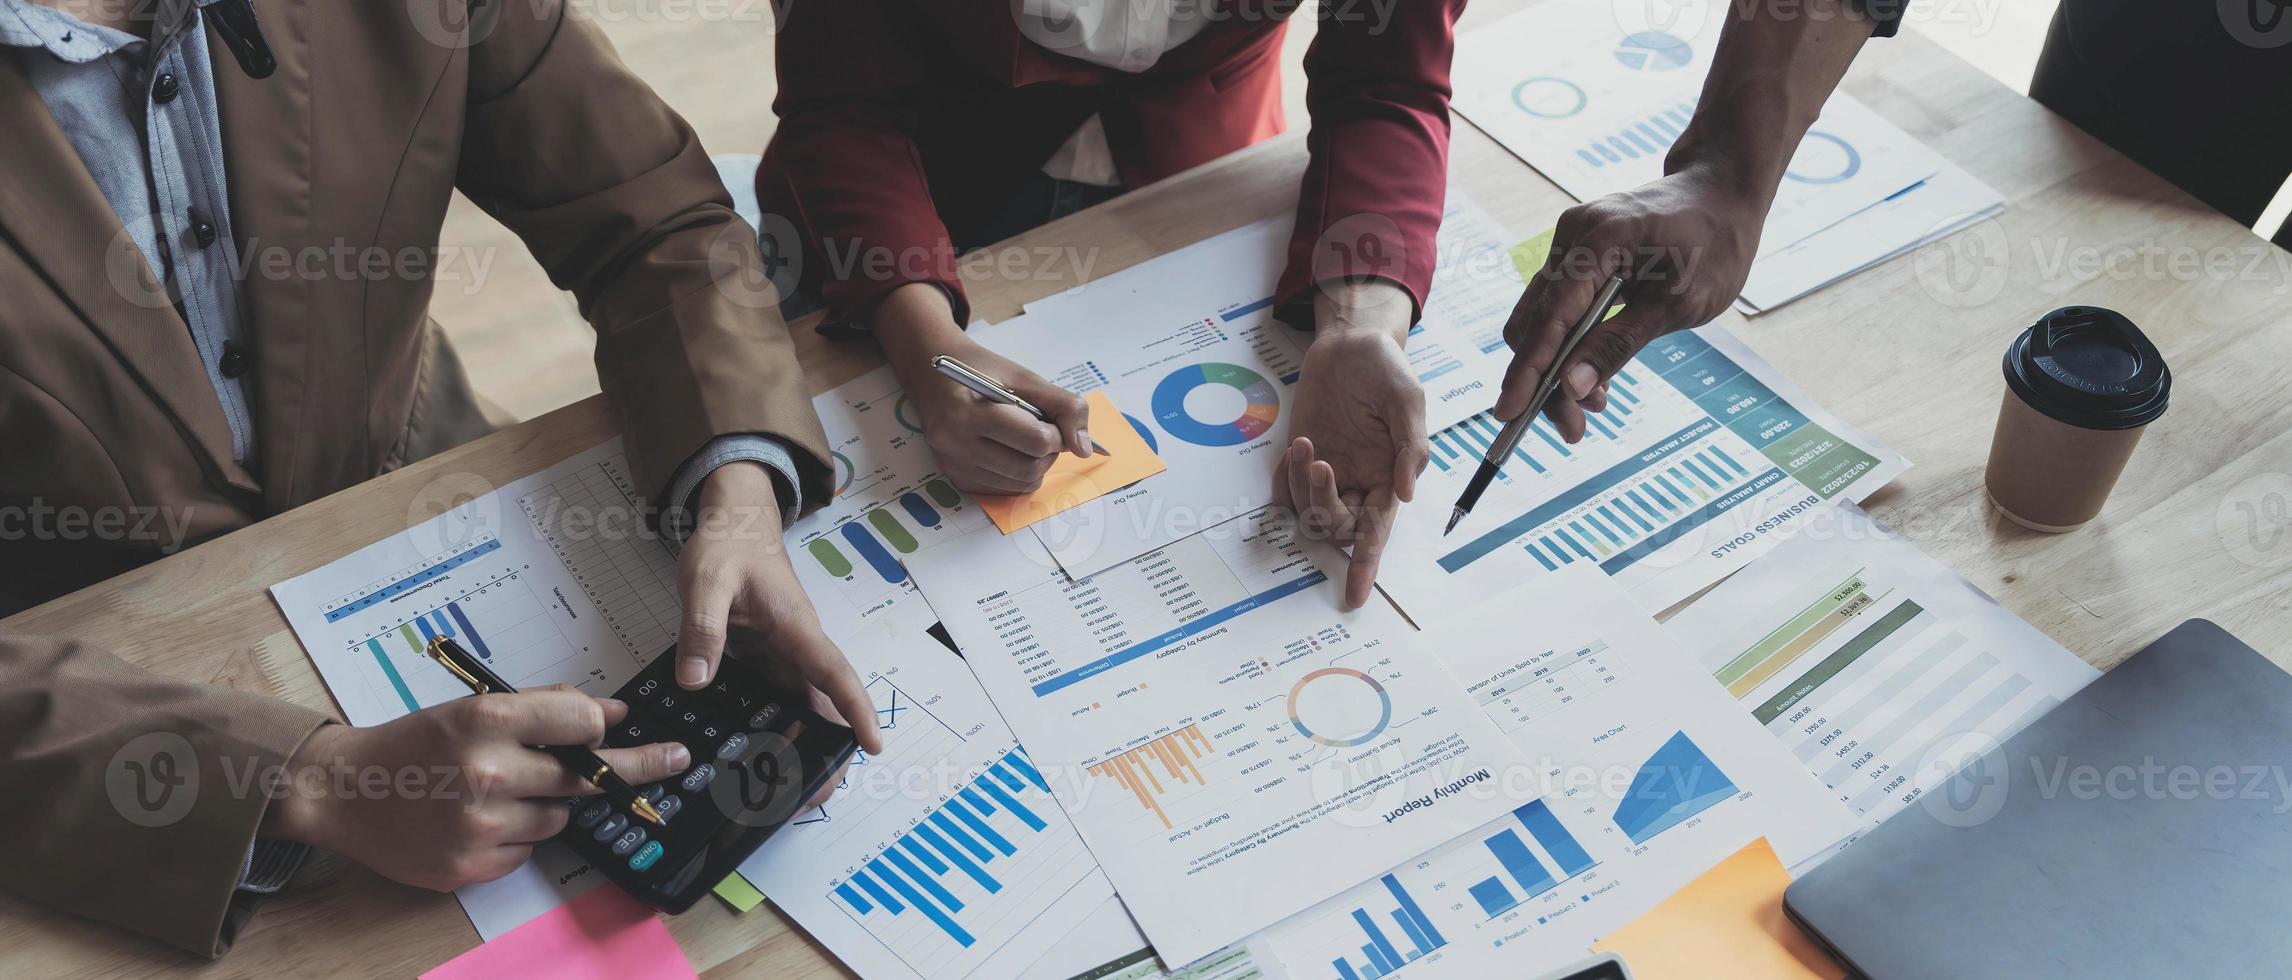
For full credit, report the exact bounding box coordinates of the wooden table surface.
[7,12,2290,978]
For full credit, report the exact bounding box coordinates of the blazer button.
[153,72,180,105]
[219,341,250,379]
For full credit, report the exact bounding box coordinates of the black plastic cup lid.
[2003,306,2170,431]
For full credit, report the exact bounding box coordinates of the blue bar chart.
[1314,798,1600,978]
[1613,731,1738,844]
[1430,328,1883,586]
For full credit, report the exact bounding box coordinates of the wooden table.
[7,14,2290,978]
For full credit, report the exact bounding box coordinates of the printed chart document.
[273,365,1008,938]
[785,365,994,642]
[735,623,1114,980]
[1664,505,2098,832]
[905,508,1527,966]
[1379,323,1906,619]
[1248,567,1858,979]
[1452,0,2001,311]
[1008,192,1527,581]
[272,439,691,937]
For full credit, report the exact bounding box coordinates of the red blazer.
[758,0,1467,330]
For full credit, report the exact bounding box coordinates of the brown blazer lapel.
[207,5,317,505]
[0,57,249,487]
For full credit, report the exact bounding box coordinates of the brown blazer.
[0,0,830,957]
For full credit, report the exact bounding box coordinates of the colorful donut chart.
[1151,362,1281,447]
[1288,667,1393,748]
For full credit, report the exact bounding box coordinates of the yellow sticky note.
[977,390,1166,533]
[1591,839,1845,980]
[1508,228,1557,282]
[712,873,766,914]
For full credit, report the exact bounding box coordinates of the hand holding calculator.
[430,638,858,912]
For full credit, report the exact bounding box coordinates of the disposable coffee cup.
[1985,306,2170,532]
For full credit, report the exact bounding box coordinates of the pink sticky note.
[422,885,696,980]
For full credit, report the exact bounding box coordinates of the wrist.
[1311,279,1414,347]
[874,284,966,376]
[263,723,348,850]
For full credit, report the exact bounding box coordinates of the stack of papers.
[1451,0,2004,311]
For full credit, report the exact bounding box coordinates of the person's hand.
[1496,159,1771,440]
[674,461,885,766]
[874,283,1097,495]
[264,689,692,890]
[1274,280,1429,611]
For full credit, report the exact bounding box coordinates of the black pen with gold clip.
[427,636,665,826]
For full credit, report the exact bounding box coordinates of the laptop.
[1785,619,2292,977]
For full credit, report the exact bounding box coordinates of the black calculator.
[562,646,857,913]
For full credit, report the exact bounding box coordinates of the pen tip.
[630,796,665,826]
[1443,509,1464,536]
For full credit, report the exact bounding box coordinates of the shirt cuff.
[235,839,307,895]
[658,434,808,545]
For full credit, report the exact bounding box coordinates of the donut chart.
[1124,412,1159,453]
[893,395,924,433]
[1288,667,1393,748]
[1783,130,1861,185]
[830,451,855,496]
[1151,362,1280,447]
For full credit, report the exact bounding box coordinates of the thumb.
[676,552,741,689]
[1560,302,1665,402]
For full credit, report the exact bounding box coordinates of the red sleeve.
[764,0,971,326]
[1275,0,1468,327]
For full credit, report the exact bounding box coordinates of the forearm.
[873,282,968,388]
[1669,0,1877,194]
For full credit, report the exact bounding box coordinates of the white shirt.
[1023,0,1211,186]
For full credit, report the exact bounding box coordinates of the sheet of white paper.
[270,439,685,937]
[272,365,1007,939]
[1007,193,1525,581]
[1739,168,2007,311]
[1453,0,1937,257]
[905,508,1528,965]
[735,620,1113,980]
[1379,322,1907,619]
[1663,503,2099,841]
[1248,566,1861,978]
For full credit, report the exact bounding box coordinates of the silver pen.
[930,354,1111,456]
[1445,273,1629,535]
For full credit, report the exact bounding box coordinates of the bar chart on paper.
[787,367,995,637]
[277,444,687,726]
[1274,798,1605,980]
[1389,325,1902,614]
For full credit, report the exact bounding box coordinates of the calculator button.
[639,783,668,805]
[652,794,683,822]
[715,732,748,761]
[611,826,647,856]
[679,763,716,794]
[628,840,665,872]
[747,704,781,729]
[572,797,612,830]
[591,812,628,843]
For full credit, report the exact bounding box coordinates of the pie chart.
[1613,31,1692,71]
[1151,362,1281,447]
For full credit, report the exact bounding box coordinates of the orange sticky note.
[1591,838,1845,980]
[978,390,1166,533]
[422,885,697,980]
